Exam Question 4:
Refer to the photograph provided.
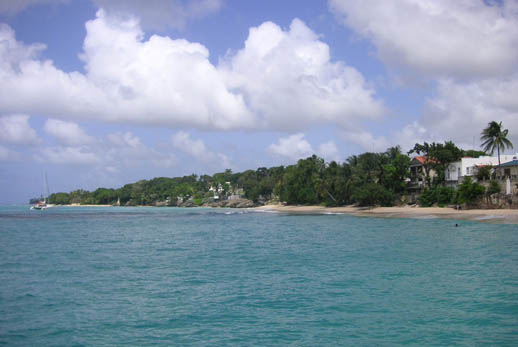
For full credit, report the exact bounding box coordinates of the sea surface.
[1,206,517,346]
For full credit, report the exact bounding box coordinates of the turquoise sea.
[0,206,517,345]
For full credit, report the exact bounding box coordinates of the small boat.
[31,200,47,210]
[30,173,52,210]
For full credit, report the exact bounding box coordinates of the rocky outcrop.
[206,198,256,208]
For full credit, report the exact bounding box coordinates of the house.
[496,158,518,180]
[445,155,516,184]
[409,156,437,189]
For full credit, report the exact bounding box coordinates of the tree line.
[46,121,514,208]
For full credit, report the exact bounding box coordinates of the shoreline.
[48,203,518,224]
[253,204,518,224]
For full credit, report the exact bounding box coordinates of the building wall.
[446,155,517,182]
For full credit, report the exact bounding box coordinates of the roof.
[499,159,518,168]
[413,156,427,164]
[411,156,438,165]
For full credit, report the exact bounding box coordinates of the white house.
[445,155,516,182]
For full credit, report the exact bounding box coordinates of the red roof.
[414,156,427,164]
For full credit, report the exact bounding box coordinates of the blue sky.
[1,0,517,204]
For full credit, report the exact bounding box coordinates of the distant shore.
[253,204,518,224]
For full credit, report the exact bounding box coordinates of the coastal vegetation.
[46,121,515,209]
[480,121,514,166]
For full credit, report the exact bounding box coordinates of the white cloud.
[421,77,518,148]
[0,12,253,130]
[105,132,177,168]
[318,141,340,162]
[0,0,68,15]
[0,114,40,144]
[268,133,314,161]
[172,131,230,167]
[329,0,518,81]
[43,119,95,145]
[33,129,176,169]
[92,0,222,31]
[107,131,142,148]
[221,19,385,130]
[35,146,101,165]
[0,12,385,133]
[342,130,389,152]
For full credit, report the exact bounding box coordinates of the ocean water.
[1,206,517,346]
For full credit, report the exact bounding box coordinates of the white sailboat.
[31,173,53,210]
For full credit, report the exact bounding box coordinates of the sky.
[1,0,517,204]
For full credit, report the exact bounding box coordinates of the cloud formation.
[342,130,389,153]
[268,133,314,161]
[0,12,383,132]
[0,114,40,145]
[422,78,518,147]
[43,119,95,145]
[330,0,518,150]
[172,131,230,168]
[318,141,340,162]
[329,0,518,81]
[35,146,101,165]
[221,19,384,129]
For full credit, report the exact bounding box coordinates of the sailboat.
[30,174,53,210]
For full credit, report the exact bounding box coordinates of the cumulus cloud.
[35,146,101,165]
[0,11,253,130]
[0,13,385,132]
[43,119,95,145]
[342,130,389,153]
[0,114,40,144]
[329,0,518,81]
[92,0,223,31]
[172,131,230,167]
[221,19,385,129]
[421,78,518,148]
[318,141,340,162]
[107,131,142,148]
[105,132,177,169]
[34,129,177,169]
[268,133,314,161]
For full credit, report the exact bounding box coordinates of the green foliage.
[352,183,394,207]
[409,141,463,184]
[418,186,456,207]
[436,186,455,206]
[462,149,486,158]
[418,188,436,207]
[48,192,71,205]
[475,165,492,181]
[457,177,485,205]
[480,121,514,165]
[192,198,203,206]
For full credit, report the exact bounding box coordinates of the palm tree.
[480,121,514,166]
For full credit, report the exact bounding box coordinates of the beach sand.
[254,204,518,224]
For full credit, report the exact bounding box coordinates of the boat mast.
[44,173,50,203]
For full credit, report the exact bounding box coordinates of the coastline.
[51,203,518,224]
[253,204,518,224]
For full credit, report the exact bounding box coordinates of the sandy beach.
[254,204,518,224]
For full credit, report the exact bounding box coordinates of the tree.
[480,121,514,166]
[409,141,462,185]
[457,177,485,206]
